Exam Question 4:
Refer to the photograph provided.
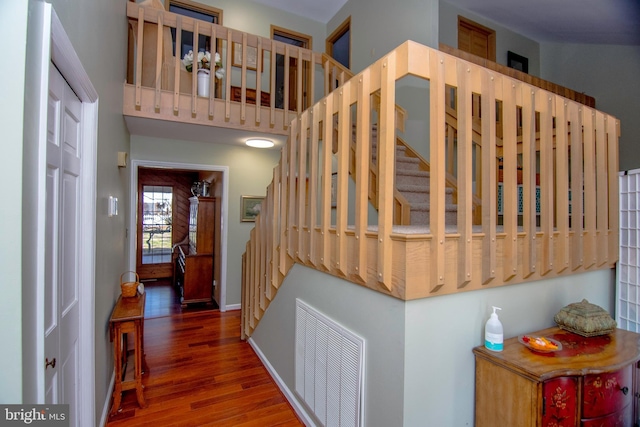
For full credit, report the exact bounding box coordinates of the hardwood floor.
[106,283,303,427]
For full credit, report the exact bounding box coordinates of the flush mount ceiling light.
[245,138,274,148]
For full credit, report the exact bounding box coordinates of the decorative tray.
[518,335,563,353]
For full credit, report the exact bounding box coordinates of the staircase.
[366,124,459,226]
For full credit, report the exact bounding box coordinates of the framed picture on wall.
[241,195,264,222]
[232,43,258,71]
[507,51,529,74]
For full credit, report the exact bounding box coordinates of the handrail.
[242,40,619,338]
[439,44,596,108]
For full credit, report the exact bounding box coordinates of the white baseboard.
[224,303,241,311]
[248,337,315,427]
[99,370,115,426]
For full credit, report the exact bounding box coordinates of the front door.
[44,63,82,426]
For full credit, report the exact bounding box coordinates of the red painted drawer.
[582,365,633,419]
[543,377,578,427]
[581,402,633,426]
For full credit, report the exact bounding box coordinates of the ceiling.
[254,0,640,46]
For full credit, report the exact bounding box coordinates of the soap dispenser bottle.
[484,306,503,352]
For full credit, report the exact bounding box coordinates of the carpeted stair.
[367,125,458,226]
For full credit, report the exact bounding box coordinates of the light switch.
[108,196,118,217]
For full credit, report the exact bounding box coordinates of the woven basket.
[120,271,140,298]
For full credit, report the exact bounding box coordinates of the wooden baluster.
[583,108,597,268]
[191,21,199,115]
[321,96,334,271]
[308,103,320,267]
[456,61,472,288]
[154,13,163,110]
[502,78,518,282]
[208,25,216,118]
[607,117,620,266]
[355,70,371,283]
[241,32,247,122]
[287,119,298,258]
[225,29,232,120]
[255,209,264,311]
[428,50,446,293]
[522,87,537,278]
[279,148,289,276]
[336,81,350,277]
[271,164,281,289]
[377,52,396,291]
[173,16,182,114]
[569,102,584,271]
[284,45,290,128]
[297,48,303,113]
[297,111,308,263]
[255,37,262,123]
[135,7,144,110]
[537,91,554,275]
[270,46,276,126]
[481,69,497,285]
[555,96,570,273]
[595,112,608,265]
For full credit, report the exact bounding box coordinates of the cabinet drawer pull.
[620,386,629,395]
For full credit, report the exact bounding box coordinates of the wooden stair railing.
[242,41,619,338]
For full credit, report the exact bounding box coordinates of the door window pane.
[142,186,173,264]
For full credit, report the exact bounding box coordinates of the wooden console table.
[109,292,148,416]
[473,327,640,426]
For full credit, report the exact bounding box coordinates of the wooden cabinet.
[176,196,214,305]
[473,327,640,427]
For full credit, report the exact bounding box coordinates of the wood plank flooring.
[106,284,303,427]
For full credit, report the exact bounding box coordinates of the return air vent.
[295,299,365,427]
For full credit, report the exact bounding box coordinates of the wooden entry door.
[458,16,496,61]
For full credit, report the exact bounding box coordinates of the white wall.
[0,0,28,403]
[251,264,615,426]
[540,42,640,172]
[130,136,281,305]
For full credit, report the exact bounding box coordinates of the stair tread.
[397,184,453,193]
[410,203,459,212]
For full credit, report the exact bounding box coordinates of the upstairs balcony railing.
[124,1,351,134]
[242,40,619,338]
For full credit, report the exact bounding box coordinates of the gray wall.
[328,0,439,75]
[540,42,640,172]
[1,0,28,402]
[251,264,408,427]
[252,264,615,426]
[439,1,541,76]
[130,136,281,305]
[43,0,131,419]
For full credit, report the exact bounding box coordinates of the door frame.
[33,4,97,424]
[128,160,230,310]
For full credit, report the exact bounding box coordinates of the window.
[272,26,312,110]
[141,186,173,265]
[167,0,222,57]
[326,17,350,69]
